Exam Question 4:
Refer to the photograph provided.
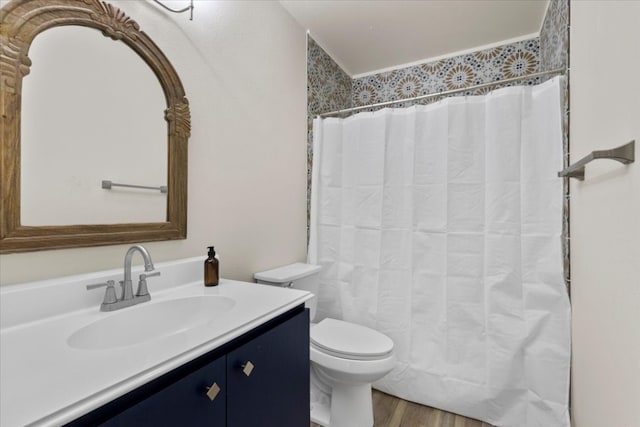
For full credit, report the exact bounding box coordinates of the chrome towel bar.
[102,180,167,194]
[558,140,635,180]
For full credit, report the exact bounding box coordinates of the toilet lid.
[310,318,394,360]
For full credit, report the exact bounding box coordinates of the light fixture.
[151,0,194,20]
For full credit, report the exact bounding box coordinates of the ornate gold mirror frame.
[0,0,190,253]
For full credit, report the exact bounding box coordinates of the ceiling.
[280,0,550,77]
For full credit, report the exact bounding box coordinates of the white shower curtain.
[308,77,570,427]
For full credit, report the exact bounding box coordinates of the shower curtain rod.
[317,68,566,118]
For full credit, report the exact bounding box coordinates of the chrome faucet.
[122,244,155,300]
[87,244,161,311]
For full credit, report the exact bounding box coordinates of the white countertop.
[0,258,311,426]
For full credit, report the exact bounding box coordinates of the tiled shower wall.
[306,0,569,237]
[306,36,351,236]
[539,0,570,291]
[540,0,569,71]
[307,37,352,117]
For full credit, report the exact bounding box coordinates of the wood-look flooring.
[311,390,493,427]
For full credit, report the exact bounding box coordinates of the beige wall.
[0,1,308,285]
[570,2,640,426]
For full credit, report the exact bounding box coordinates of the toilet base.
[330,383,373,427]
[310,381,331,426]
[310,374,374,427]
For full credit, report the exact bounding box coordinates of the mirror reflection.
[21,26,168,226]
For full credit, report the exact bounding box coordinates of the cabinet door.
[100,355,226,427]
[226,309,310,427]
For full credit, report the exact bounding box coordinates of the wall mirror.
[0,0,190,253]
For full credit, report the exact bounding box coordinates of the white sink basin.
[68,296,236,350]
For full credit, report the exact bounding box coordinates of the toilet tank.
[254,263,322,320]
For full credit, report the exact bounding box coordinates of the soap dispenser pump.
[204,246,219,287]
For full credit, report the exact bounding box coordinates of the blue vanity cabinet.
[226,306,310,426]
[99,355,226,426]
[66,306,309,427]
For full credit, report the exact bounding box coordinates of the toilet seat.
[311,318,394,361]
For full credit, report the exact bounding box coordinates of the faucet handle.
[141,271,161,279]
[86,280,118,304]
[137,271,161,297]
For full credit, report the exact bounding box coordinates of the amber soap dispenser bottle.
[204,246,219,287]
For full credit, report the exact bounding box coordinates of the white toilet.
[255,263,395,427]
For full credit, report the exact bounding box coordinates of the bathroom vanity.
[0,257,312,426]
[72,306,309,426]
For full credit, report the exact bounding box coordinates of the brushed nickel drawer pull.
[205,382,221,401]
[241,361,254,377]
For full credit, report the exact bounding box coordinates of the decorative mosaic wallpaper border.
[352,38,540,108]
[307,2,569,117]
